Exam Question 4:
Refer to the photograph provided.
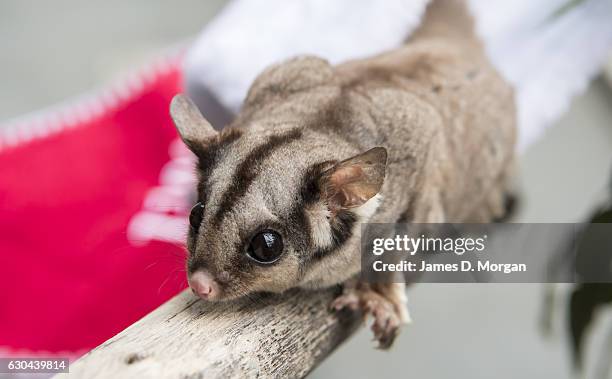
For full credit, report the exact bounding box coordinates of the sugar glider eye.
[246,230,284,264]
[189,202,204,230]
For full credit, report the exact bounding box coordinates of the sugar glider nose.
[189,270,218,300]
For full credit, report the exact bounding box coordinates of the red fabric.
[0,58,189,354]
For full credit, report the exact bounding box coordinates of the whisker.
[158,268,183,294]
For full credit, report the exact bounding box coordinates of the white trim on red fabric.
[0,50,184,153]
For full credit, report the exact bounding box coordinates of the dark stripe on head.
[212,128,303,226]
[300,160,336,206]
[289,160,356,269]
[289,160,336,257]
[196,128,243,200]
[187,129,242,251]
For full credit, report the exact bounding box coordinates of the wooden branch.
[56,288,360,378]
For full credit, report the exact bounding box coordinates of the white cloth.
[470,0,612,151]
[184,0,612,152]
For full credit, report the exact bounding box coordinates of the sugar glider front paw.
[331,281,410,349]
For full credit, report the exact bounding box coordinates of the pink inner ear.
[330,165,364,187]
[321,147,386,211]
[327,165,377,209]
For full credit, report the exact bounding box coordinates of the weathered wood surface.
[56,288,360,378]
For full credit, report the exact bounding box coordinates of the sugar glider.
[171,0,516,348]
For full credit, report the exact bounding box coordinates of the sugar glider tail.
[409,0,477,44]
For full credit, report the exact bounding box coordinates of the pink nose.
[189,270,218,300]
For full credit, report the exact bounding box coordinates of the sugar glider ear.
[170,94,218,152]
[320,147,387,211]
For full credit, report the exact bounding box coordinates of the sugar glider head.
[171,94,387,301]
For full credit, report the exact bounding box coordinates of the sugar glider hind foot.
[331,281,410,349]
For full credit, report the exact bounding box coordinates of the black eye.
[189,202,204,230]
[247,230,284,264]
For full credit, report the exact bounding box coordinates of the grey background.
[1,1,611,378]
